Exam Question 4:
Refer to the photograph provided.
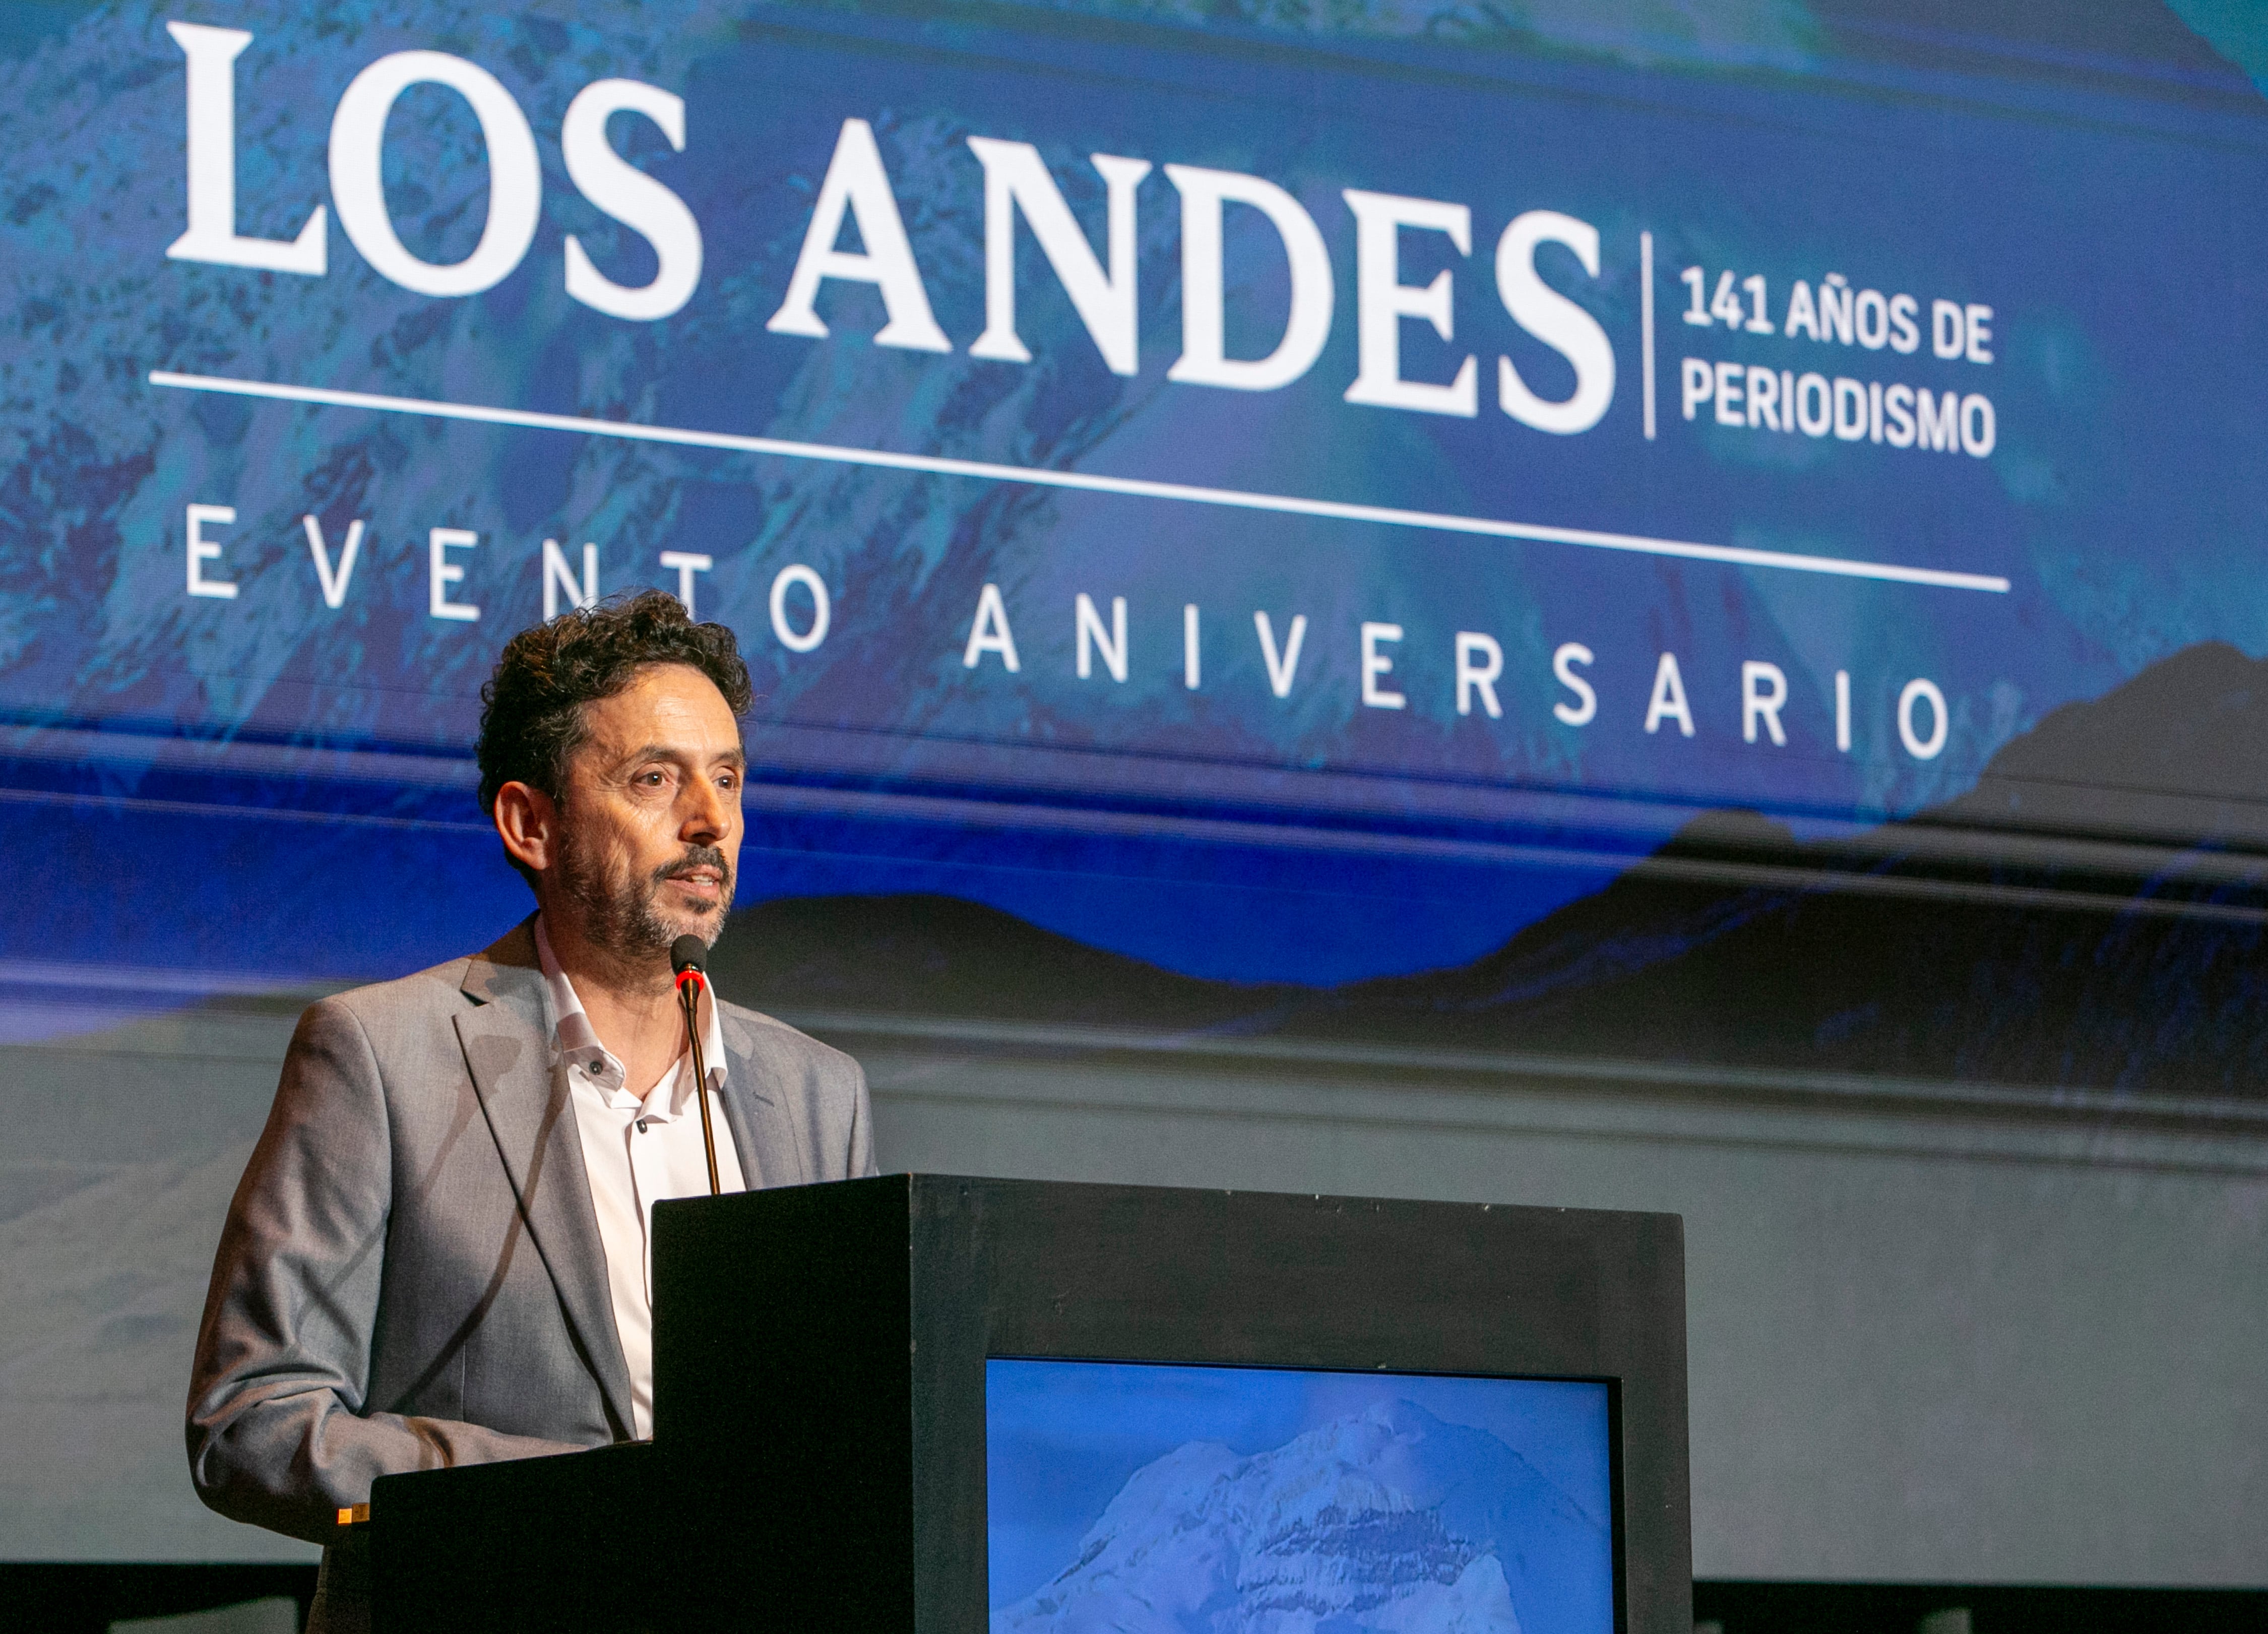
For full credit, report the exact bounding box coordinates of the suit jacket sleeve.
[848,1055,878,1179]
[186,995,583,1544]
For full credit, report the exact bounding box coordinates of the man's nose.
[679,776,731,841]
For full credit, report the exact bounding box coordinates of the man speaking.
[186,591,874,1629]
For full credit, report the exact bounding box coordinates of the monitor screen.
[985,1358,1614,1634]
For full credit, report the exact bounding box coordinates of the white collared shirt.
[534,916,745,1440]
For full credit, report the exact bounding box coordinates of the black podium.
[371,1174,1690,1633]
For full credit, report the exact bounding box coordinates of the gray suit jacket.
[186,919,875,1545]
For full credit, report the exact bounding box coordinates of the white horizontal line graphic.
[148,370,2013,594]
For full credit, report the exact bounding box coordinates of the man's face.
[548,663,745,961]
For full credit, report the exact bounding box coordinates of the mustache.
[652,845,733,896]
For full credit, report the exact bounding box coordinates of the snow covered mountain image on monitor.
[991,1399,1610,1634]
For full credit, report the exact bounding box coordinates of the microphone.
[670,936,721,1198]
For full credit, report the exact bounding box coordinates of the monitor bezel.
[978,1350,1626,1634]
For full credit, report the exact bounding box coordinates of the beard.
[555,831,736,963]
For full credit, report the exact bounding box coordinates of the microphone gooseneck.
[670,936,721,1197]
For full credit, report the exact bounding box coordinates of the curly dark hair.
[476,589,754,829]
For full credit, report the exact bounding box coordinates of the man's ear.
[493,781,561,875]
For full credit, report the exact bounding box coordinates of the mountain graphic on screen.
[992,1400,1608,1634]
[720,640,2268,1101]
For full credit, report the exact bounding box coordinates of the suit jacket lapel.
[456,923,637,1438]
[719,1010,807,1190]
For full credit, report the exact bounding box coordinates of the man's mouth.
[659,857,730,907]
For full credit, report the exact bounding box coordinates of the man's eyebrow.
[612,742,747,770]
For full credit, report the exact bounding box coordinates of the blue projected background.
[1,0,2264,1018]
[984,1359,1614,1634]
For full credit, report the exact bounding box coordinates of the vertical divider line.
[1641,230,1657,441]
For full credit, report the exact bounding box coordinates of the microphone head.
[670,935,708,977]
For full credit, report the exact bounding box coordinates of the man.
[186,590,873,1630]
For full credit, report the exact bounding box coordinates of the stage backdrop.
[4,0,2267,1570]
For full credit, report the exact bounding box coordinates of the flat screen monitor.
[985,1357,1615,1634]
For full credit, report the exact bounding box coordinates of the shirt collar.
[534,915,728,1117]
